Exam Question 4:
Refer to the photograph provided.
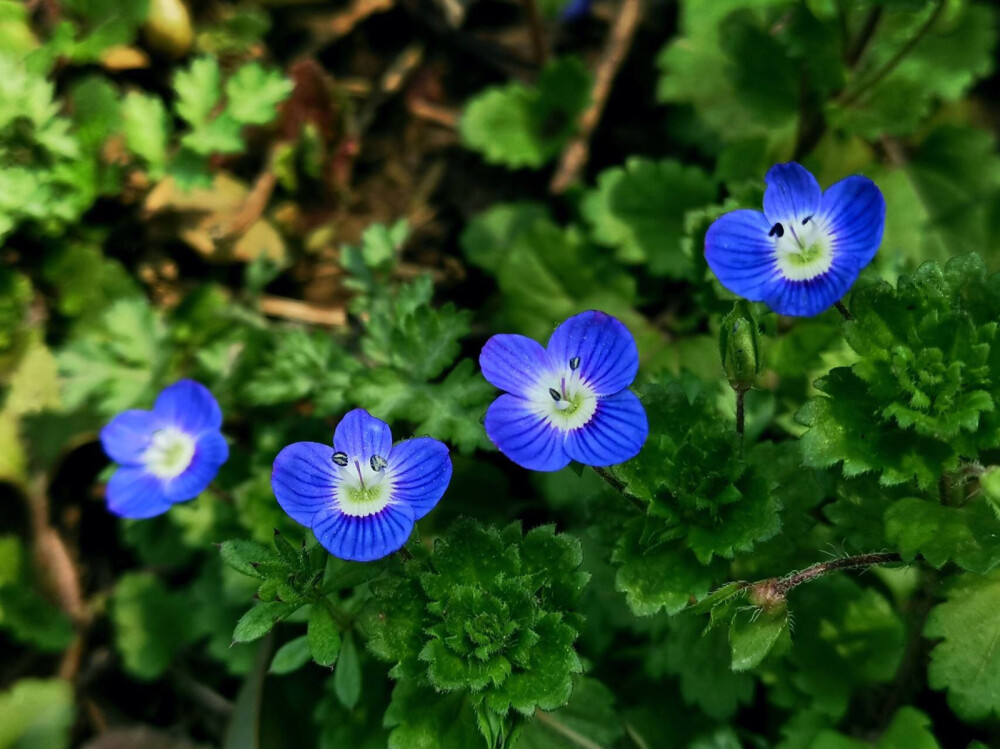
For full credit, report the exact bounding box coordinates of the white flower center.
[335,456,395,517]
[531,367,598,432]
[772,217,833,281]
[143,428,196,479]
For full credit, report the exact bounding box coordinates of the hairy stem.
[752,552,903,605]
[736,389,746,439]
[592,466,647,514]
[834,300,854,321]
[839,0,946,107]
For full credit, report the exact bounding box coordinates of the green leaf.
[518,677,623,749]
[0,678,74,749]
[233,601,293,644]
[369,519,586,717]
[828,3,997,139]
[308,603,342,667]
[582,158,717,277]
[460,202,550,273]
[800,255,1000,490]
[786,577,905,718]
[174,56,222,129]
[460,57,591,169]
[122,91,170,178]
[269,635,311,675]
[219,539,280,578]
[111,572,198,680]
[334,632,362,710]
[650,615,754,720]
[885,497,1000,574]
[729,606,789,671]
[224,63,293,126]
[383,680,482,749]
[925,571,1000,721]
[58,297,166,417]
[612,525,715,616]
[684,582,749,616]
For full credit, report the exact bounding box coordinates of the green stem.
[839,0,946,107]
[736,389,746,440]
[592,466,647,514]
[320,597,352,629]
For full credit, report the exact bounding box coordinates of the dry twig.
[549,0,643,194]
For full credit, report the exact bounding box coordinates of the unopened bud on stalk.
[980,466,1000,520]
[719,301,762,393]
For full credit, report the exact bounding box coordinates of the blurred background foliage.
[0,0,999,746]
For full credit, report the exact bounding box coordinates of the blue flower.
[271,409,452,562]
[100,380,229,519]
[480,310,648,472]
[705,162,886,317]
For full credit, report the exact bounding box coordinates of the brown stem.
[834,300,854,321]
[592,466,646,514]
[550,0,643,194]
[521,0,548,66]
[839,0,946,107]
[766,552,902,600]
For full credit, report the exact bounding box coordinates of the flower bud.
[143,0,193,59]
[719,301,762,392]
[981,466,1000,520]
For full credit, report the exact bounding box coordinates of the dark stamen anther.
[332,451,349,466]
[769,223,784,238]
[802,215,812,225]
[569,356,580,371]
[370,454,387,472]
[549,388,562,402]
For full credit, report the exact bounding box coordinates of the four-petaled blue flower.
[271,409,452,562]
[480,310,648,472]
[705,162,886,317]
[100,380,229,519]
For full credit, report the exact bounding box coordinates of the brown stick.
[25,474,88,680]
[521,0,548,66]
[260,295,348,327]
[549,0,643,194]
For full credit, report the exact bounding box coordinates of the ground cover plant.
[1,0,1000,747]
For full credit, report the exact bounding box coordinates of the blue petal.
[484,394,570,472]
[763,260,859,316]
[100,409,162,465]
[546,311,638,396]
[561,0,591,21]
[564,390,648,466]
[387,437,452,520]
[106,466,173,519]
[312,505,415,562]
[272,441,338,527]
[162,431,229,503]
[480,334,554,397]
[763,162,821,224]
[153,380,223,435]
[333,409,392,462]
[819,175,885,271]
[705,209,781,301]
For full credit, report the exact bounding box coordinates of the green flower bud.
[719,301,762,392]
[980,466,1000,520]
